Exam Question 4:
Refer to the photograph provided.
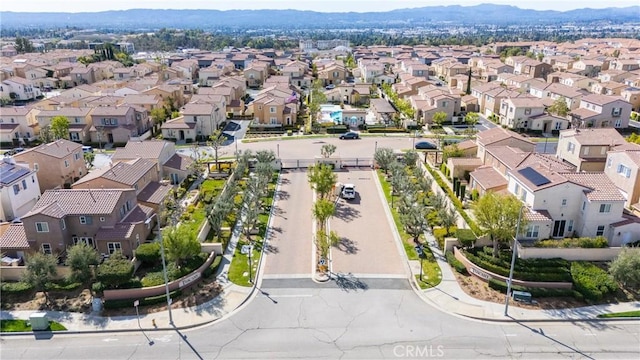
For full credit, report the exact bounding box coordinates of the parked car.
[341,184,356,200]
[82,146,94,153]
[325,84,336,90]
[442,138,464,146]
[414,141,437,150]
[339,132,360,140]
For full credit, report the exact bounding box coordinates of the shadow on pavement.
[33,330,54,340]
[332,272,369,292]
[334,237,359,255]
[174,327,204,360]
[511,317,596,359]
[334,201,361,222]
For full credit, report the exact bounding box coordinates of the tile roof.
[122,204,154,223]
[14,139,82,159]
[95,223,136,241]
[485,146,529,170]
[448,157,483,166]
[525,208,553,222]
[161,117,196,130]
[137,182,172,205]
[0,224,30,249]
[111,140,173,162]
[561,172,626,202]
[163,153,193,171]
[560,128,626,146]
[470,165,508,190]
[73,158,156,187]
[476,127,534,147]
[25,189,134,218]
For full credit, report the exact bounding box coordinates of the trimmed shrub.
[135,242,161,265]
[141,271,166,287]
[456,228,476,248]
[535,236,608,248]
[91,282,105,295]
[488,279,579,298]
[367,128,408,133]
[571,262,618,301]
[463,250,572,282]
[46,280,82,291]
[1,281,33,295]
[96,252,135,289]
[446,251,468,275]
[433,227,448,249]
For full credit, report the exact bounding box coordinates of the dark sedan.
[339,132,360,140]
[414,141,437,150]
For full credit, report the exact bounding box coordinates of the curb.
[459,313,640,323]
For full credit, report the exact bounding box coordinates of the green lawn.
[1,319,67,332]
[377,170,441,288]
[597,310,640,318]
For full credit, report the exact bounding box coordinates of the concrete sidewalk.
[413,230,640,322]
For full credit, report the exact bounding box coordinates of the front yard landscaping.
[0,319,67,332]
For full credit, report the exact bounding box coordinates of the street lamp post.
[277,143,280,158]
[504,205,525,316]
[145,213,173,326]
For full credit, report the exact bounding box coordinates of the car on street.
[82,146,94,153]
[341,183,356,200]
[325,84,336,90]
[414,141,437,150]
[339,132,360,140]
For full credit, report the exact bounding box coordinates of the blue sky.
[4,0,639,12]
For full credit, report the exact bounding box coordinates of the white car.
[341,184,356,200]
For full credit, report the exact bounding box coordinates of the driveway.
[262,170,314,278]
[329,169,407,277]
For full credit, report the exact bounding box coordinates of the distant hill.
[2,5,639,30]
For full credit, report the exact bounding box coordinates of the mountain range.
[3,4,639,30]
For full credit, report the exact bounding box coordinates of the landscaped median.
[1,319,66,333]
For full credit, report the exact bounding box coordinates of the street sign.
[414,246,423,256]
[133,300,139,307]
[319,258,326,266]
[241,245,252,255]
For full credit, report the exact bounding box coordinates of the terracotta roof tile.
[561,172,626,201]
[25,189,134,217]
[0,224,29,249]
[163,153,193,171]
[137,182,171,205]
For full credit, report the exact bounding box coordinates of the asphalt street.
[2,283,638,359]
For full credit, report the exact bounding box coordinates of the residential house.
[498,97,569,133]
[248,85,299,127]
[0,107,38,145]
[170,59,199,83]
[35,107,93,144]
[620,87,640,111]
[410,85,461,124]
[110,139,177,180]
[89,106,150,145]
[243,61,270,88]
[112,67,137,81]
[474,127,535,162]
[69,65,96,85]
[19,188,153,258]
[0,158,40,222]
[603,144,640,211]
[367,98,396,124]
[569,94,631,129]
[162,102,225,142]
[509,56,553,80]
[12,139,87,191]
[71,158,172,210]
[317,62,347,87]
[1,77,42,101]
[547,72,595,91]
[556,128,627,171]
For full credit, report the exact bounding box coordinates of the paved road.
[262,170,314,278]
[330,169,406,276]
[3,283,638,359]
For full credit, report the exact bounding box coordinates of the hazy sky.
[3,0,639,13]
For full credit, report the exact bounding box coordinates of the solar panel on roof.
[518,167,550,187]
[0,165,30,186]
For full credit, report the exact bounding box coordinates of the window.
[567,220,574,233]
[61,219,66,230]
[561,199,567,207]
[607,158,612,168]
[269,107,276,113]
[596,225,605,236]
[525,225,539,238]
[36,222,49,232]
[567,142,575,153]
[107,242,122,254]
[64,160,69,168]
[614,119,622,128]
[74,152,80,160]
[583,147,590,155]
[74,237,94,247]
[599,204,612,213]
[524,108,531,115]
[617,164,632,178]
[79,216,93,225]
[582,201,586,211]
[42,243,52,254]
[13,184,19,195]
[270,117,278,124]
[22,179,27,190]
[34,163,39,171]
[611,107,621,117]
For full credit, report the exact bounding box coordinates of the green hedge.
[463,250,572,282]
[135,242,160,265]
[103,290,182,309]
[446,251,468,275]
[488,279,580,299]
[535,236,609,248]
[1,281,33,294]
[46,280,82,291]
[474,248,571,276]
[456,229,476,247]
[570,262,618,301]
[141,271,166,287]
[425,164,481,235]
[367,128,408,133]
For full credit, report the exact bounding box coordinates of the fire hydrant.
[152,319,156,328]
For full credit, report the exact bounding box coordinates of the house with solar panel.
[0,157,40,223]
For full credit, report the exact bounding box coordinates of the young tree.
[392,113,403,129]
[255,149,276,164]
[547,97,570,117]
[472,192,526,257]
[464,112,479,127]
[320,144,337,158]
[162,225,201,268]
[84,151,96,168]
[312,199,336,233]
[609,247,640,290]
[374,147,396,174]
[96,251,134,289]
[207,130,227,171]
[465,69,472,95]
[401,204,429,243]
[439,207,459,236]
[432,111,447,128]
[308,79,327,123]
[23,252,58,305]
[403,150,419,169]
[50,115,70,140]
[307,163,337,200]
[65,242,100,284]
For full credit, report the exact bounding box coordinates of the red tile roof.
[0,224,29,249]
